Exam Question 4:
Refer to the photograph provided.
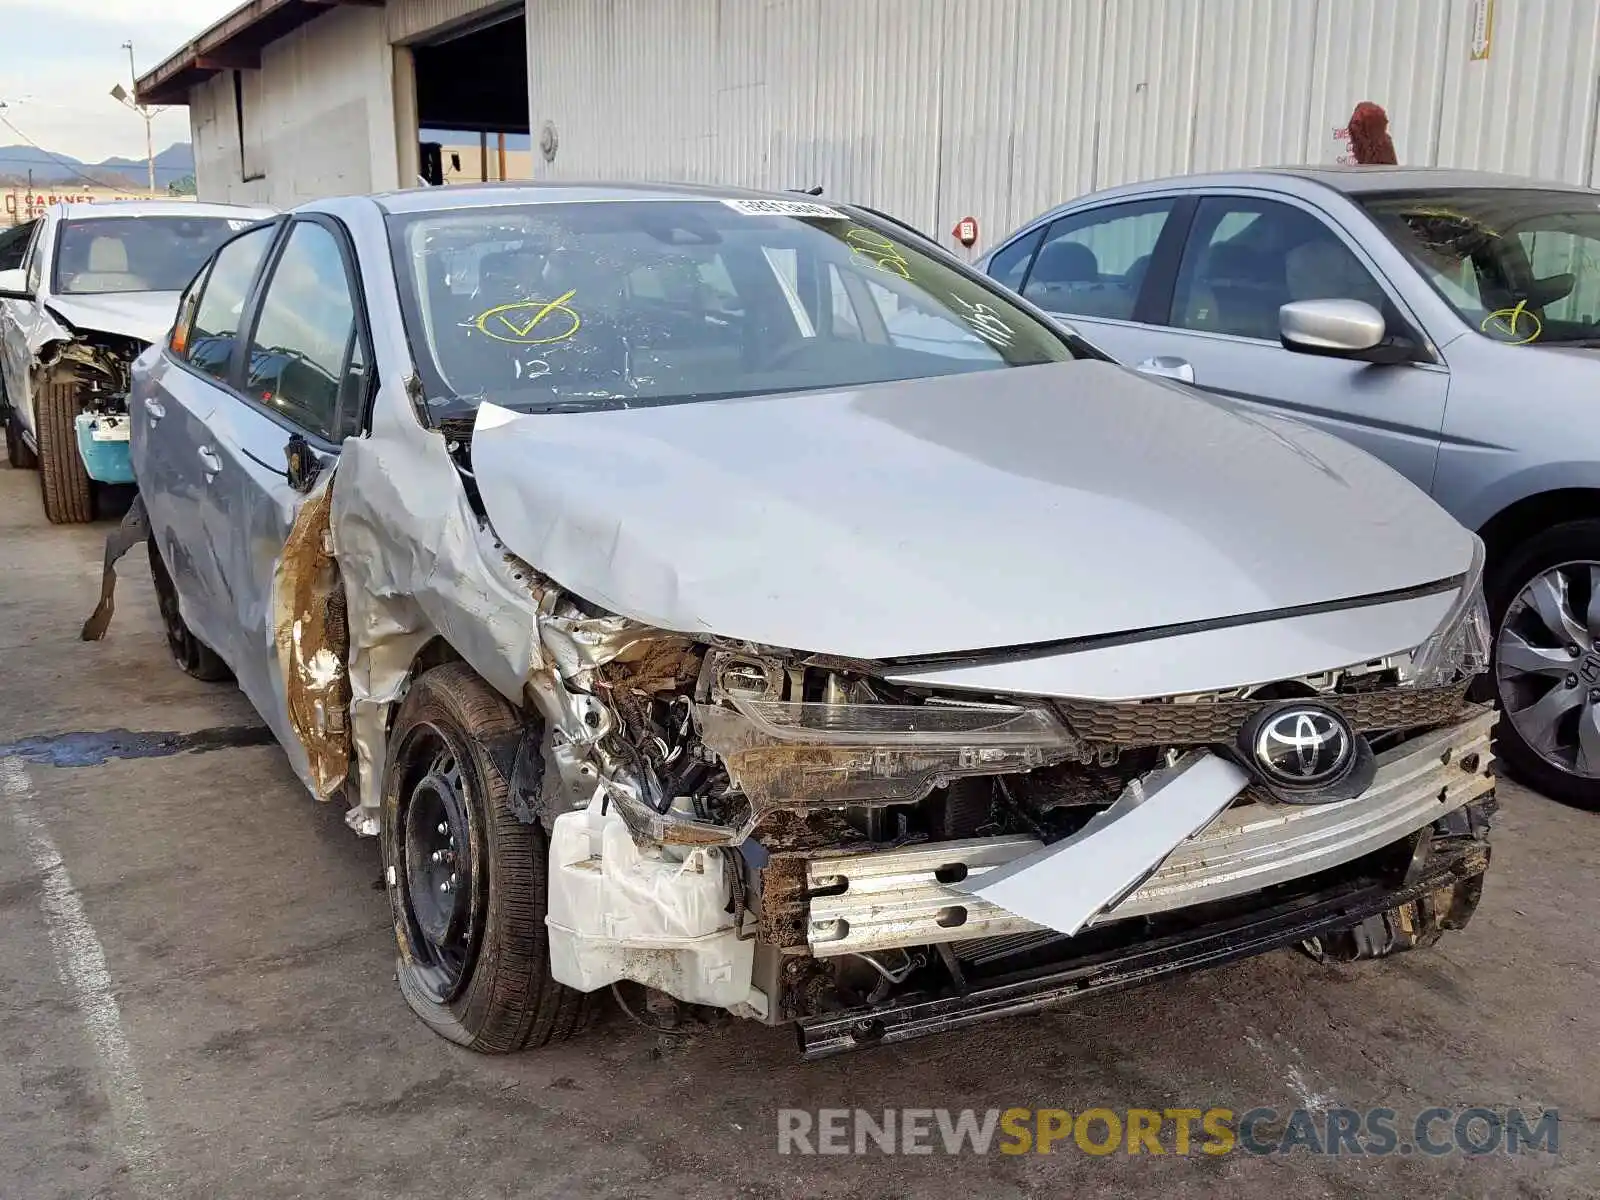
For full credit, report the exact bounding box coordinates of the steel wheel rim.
[395,726,481,1002]
[1495,559,1600,779]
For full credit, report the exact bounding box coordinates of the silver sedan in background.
[985,166,1600,808]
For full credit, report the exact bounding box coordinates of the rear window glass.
[54,216,256,295]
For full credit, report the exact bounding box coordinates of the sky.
[0,0,238,163]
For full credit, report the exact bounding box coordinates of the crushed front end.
[529,569,1496,1056]
[40,333,140,484]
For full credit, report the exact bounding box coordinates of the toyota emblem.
[1251,706,1354,788]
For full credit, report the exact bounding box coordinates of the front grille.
[1056,683,1471,747]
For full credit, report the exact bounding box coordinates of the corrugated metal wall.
[386,0,517,44]
[526,0,1600,248]
[191,3,396,206]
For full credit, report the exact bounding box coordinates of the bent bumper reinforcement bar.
[804,709,1495,957]
[795,840,1489,1059]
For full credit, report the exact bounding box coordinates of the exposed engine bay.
[28,328,143,478]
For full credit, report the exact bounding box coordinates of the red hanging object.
[1347,102,1398,165]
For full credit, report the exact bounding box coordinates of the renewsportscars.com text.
[776,1106,1560,1157]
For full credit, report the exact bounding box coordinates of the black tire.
[5,411,37,470]
[147,537,232,682]
[382,663,586,1053]
[1486,518,1600,811]
[36,378,93,523]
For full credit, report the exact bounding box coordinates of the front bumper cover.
[805,707,1495,958]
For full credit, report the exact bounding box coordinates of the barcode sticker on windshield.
[721,198,844,220]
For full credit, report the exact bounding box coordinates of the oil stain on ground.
[0,725,275,768]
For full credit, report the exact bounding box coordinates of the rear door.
[1138,192,1449,489]
[137,220,281,662]
[199,214,370,752]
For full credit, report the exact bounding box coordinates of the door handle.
[1135,356,1196,385]
[197,445,222,482]
[144,398,165,425]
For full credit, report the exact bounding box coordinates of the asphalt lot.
[0,460,1596,1200]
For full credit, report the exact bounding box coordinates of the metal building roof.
[136,0,384,106]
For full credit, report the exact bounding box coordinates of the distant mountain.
[0,143,195,190]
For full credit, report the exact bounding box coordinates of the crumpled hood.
[44,291,179,347]
[470,361,1474,661]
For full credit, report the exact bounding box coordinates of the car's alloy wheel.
[1496,561,1600,774]
[1489,521,1600,810]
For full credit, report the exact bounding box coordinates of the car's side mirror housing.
[1279,299,1420,365]
[0,267,32,301]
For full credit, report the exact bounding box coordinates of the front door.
[201,215,369,770]
[1137,194,1449,492]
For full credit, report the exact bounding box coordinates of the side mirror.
[284,432,322,494]
[1279,299,1419,365]
[0,267,32,301]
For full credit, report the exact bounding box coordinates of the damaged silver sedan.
[0,201,274,522]
[89,184,1497,1057]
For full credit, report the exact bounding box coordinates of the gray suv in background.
[985,165,1600,808]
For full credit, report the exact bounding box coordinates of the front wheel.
[36,378,93,523]
[382,663,586,1053]
[1487,519,1600,810]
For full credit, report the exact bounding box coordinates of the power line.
[0,112,136,191]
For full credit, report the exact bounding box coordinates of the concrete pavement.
[0,461,1595,1199]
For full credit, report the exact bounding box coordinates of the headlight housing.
[1404,538,1492,688]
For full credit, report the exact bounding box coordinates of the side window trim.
[1132,195,1197,325]
[1009,221,1050,295]
[24,214,48,292]
[169,258,215,356]
[990,224,1047,294]
[235,212,375,446]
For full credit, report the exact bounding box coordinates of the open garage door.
[409,5,530,186]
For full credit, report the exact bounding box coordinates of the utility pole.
[110,41,158,197]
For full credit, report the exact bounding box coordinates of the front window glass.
[244,221,361,439]
[186,224,277,383]
[1361,188,1600,346]
[1172,197,1387,339]
[387,199,1088,416]
[54,216,258,295]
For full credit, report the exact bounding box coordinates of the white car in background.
[0,200,273,522]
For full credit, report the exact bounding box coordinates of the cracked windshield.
[387,198,1085,415]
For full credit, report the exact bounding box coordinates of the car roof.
[371,180,844,215]
[1255,164,1596,194]
[1005,164,1597,238]
[56,200,276,221]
